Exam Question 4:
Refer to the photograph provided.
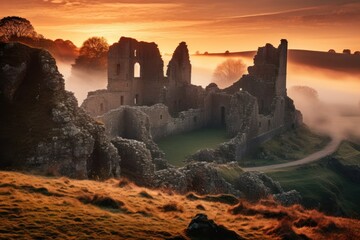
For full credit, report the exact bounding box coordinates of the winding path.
[243,138,342,172]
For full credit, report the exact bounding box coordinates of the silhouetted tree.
[212,59,246,88]
[0,16,38,41]
[343,49,351,54]
[72,37,109,71]
[289,86,319,101]
[328,49,336,53]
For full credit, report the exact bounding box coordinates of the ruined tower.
[107,37,164,105]
[167,42,191,85]
[275,39,288,97]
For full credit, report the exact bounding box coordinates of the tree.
[343,49,351,54]
[72,37,109,71]
[0,16,38,41]
[212,59,246,88]
[289,86,319,101]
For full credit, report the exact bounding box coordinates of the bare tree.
[0,16,37,41]
[73,37,109,71]
[212,58,246,88]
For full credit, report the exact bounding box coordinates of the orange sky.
[1,0,360,53]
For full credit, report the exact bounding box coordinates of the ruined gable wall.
[107,37,165,106]
[166,42,191,85]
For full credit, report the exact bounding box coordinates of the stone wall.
[99,104,205,141]
[204,92,232,128]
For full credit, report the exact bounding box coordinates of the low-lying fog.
[57,55,360,142]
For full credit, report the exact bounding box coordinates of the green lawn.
[156,128,229,167]
[267,141,360,218]
[240,126,330,167]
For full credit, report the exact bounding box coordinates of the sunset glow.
[1,0,360,53]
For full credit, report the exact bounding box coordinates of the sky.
[1,0,360,53]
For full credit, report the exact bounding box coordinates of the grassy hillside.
[157,128,229,167]
[241,126,330,167]
[1,171,359,239]
[268,141,360,218]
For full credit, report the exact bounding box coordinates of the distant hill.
[7,36,78,62]
[197,50,360,74]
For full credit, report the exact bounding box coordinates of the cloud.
[1,0,359,52]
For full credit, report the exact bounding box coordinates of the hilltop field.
[1,171,359,240]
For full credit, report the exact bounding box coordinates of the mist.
[57,61,107,105]
[56,55,360,143]
[288,85,360,142]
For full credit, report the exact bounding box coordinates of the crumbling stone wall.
[99,104,205,141]
[82,38,301,164]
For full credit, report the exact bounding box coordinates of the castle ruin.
[82,37,302,160]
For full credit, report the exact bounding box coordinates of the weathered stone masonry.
[82,37,302,161]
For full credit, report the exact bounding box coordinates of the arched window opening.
[134,62,140,78]
[120,96,124,105]
[134,49,137,57]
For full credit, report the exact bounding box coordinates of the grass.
[333,141,360,165]
[240,126,330,167]
[1,171,359,239]
[156,128,229,167]
[267,141,360,218]
[214,163,244,185]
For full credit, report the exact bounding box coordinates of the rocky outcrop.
[185,214,243,240]
[187,133,247,163]
[111,137,154,186]
[99,106,165,159]
[0,42,120,179]
[154,162,239,196]
[274,190,302,206]
[234,171,283,202]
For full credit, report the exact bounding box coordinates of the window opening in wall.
[134,49,137,57]
[120,96,124,105]
[100,103,104,112]
[134,94,139,105]
[268,119,271,130]
[134,62,140,78]
[160,114,163,120]
[193,116,197,123]
[259,122,261,127]
[116,64,120,75]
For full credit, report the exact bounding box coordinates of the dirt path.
[243,138,342,172]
